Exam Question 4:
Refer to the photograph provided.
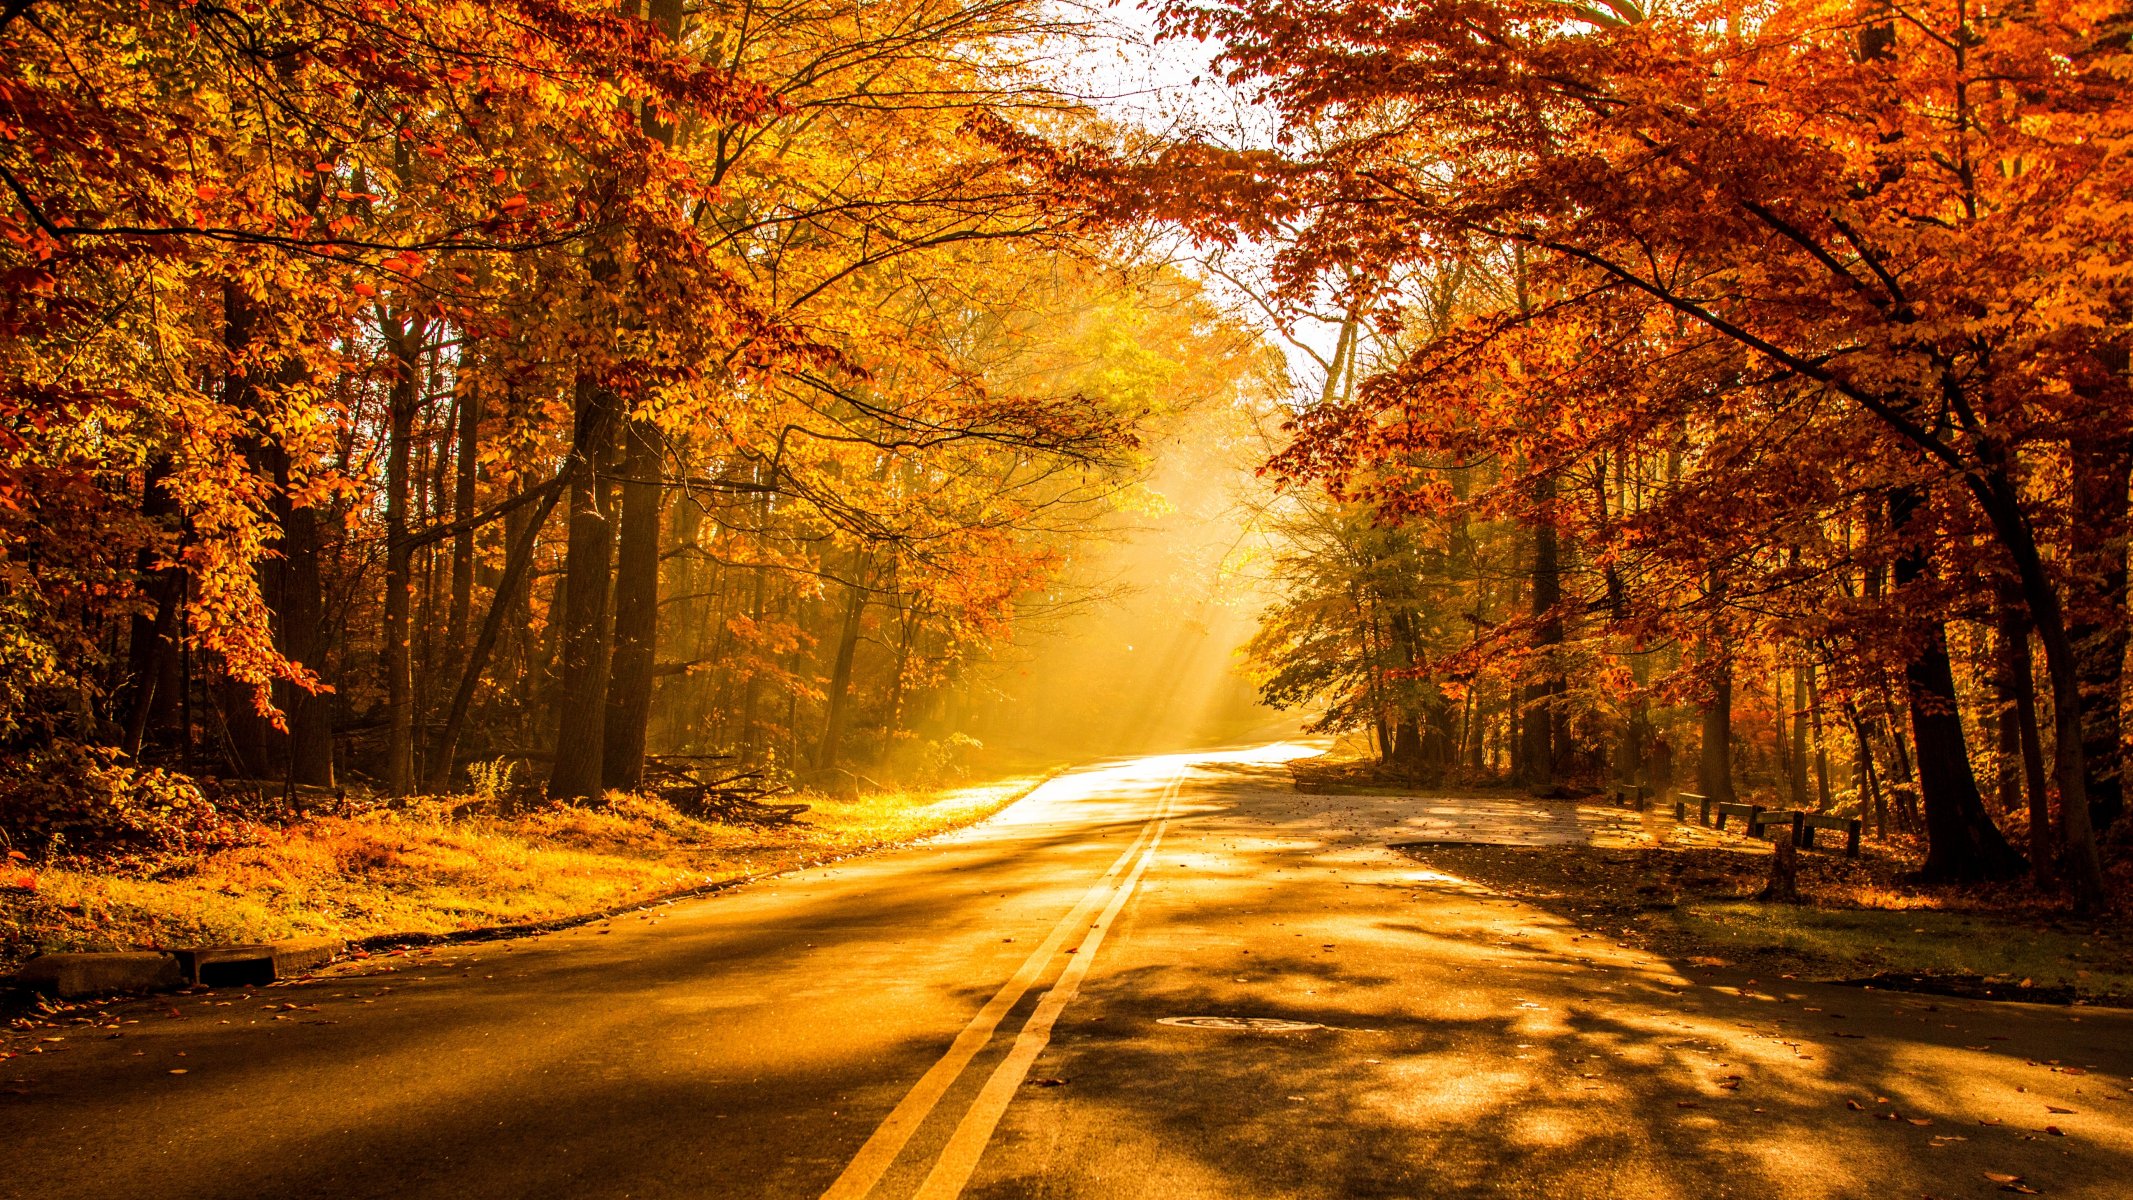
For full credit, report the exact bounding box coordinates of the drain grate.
[1157,1016,1323,1033]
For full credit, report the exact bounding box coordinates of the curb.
[6,935,345,999]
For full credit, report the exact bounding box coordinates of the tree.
[1073,0,2130,900]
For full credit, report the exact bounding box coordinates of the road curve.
[4,744,2129,1199]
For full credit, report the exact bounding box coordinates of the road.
[5,744,2130,1199]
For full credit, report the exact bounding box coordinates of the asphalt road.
[5,743,2131,1199]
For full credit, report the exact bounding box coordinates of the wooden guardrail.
[1668,788,1863,857]
[1750,808,1802,843]
[1674,791,1708,824]
[1745,807,1864,857]
[1797,811,1863,856]
[1712,800,1761,832]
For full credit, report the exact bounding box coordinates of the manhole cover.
[1157,1016,1323,1033]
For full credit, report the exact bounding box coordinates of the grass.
[0,775,1045,970]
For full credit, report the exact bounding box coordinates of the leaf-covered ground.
[0,777,1045,971]
[1396,842,2133,1006]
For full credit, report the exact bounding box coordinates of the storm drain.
[1157,1016,1323,1033]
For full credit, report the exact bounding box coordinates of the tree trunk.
[1996,588,2054,886]
[1965,465,2107,905]
[547,374,618,800]
[601,419,663,791]
[1388,716,1427,774]
[382,314,421,796]
[1846,701,1886,838]
[218,283,279,779]
[275,398,334,789]
[1807,667,1832,810]
[1698,663,1738,804]
[123,458,183,758]
[1789,663,1811,809]
[447,378,480,675]
[1991,612,2026,814]
[1522,489,1562,784]
[426,471,568,792]
[815,556,869,771]
[1890,488,2024,882]
[2067,436,2130,834]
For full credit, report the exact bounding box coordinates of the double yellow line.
[820,766,1187,1200]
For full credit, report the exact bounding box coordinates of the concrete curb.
[9,951,185,999]
[7,936,346,999]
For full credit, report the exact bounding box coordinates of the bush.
[0,742,252,856]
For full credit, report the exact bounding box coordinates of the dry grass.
[0,776,1043,969]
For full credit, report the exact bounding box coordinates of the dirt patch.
[1393,841,2133,1007]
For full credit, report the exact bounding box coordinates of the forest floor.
[1296,751,2133,1005]
[1396,840,2133,1007]
[0,774,1048,972]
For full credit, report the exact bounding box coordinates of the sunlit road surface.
[6,745,2132,1200]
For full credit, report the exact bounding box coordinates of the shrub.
[0,742,252,856]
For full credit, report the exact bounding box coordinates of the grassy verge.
[1,775,1047,971]
[1394,842,2133,1005]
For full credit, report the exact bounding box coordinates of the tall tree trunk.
[447,378,480,676]
[601,419,663,791]
[1521,487,1562,784]
[815,555,869,771]
[1698,663,1738,804]
[1991,613,2026,814]
[218,283,279,778]
[1790,663,1811,809]
[123,458,183,758]
[280,490,333,789]
[2067,436,2130,834]
[382,314,421,796]
[1965,464,2107,905]
[427,470,568,791]
[1698,568,1737,804]
[270,359,334,790]
[1996,588,2055,886]
[1386,607,1429,775]
[548,372,619,800]
[1891,488,2024,882]
[1846,701,1886,838]
[1806,666,1832,810]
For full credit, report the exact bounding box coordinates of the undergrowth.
[0,777,1041,969]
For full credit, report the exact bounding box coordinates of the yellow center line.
[819,767,1186,1200]
[908,775,1180,1199]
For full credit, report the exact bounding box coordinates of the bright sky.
[1049,2,1350,403]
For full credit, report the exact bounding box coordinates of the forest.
[1176,0,2133,910]
[0,0,1264,863]
[3,0,2131,922]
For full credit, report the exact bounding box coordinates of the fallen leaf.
[2046,1105,2074,1114]
[1027,1077,1067,1087]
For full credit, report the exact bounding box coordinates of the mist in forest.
[960,401,1300,765]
